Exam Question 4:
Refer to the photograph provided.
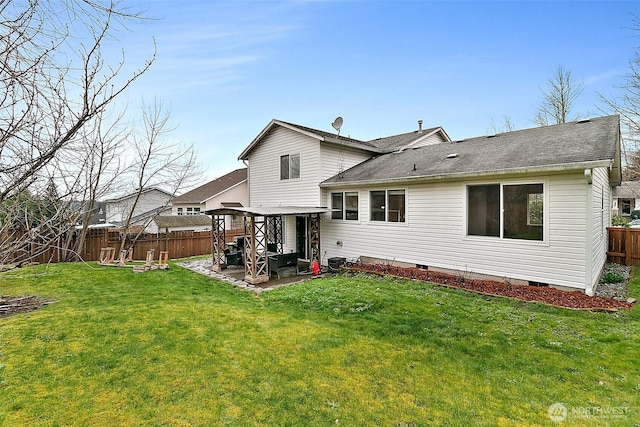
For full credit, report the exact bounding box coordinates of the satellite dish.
[332,116,343,134]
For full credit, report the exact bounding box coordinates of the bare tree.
[68,110,130,259]
[489,115,515,134]
[534,66,584,126]
[0,1,155,265]
[117,99,201,254]
[601,16,640,181]
[0,0,155,202]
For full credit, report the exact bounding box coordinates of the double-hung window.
[186,207,201,215]
[331,192,359,220]
[280,154,300,180]
[467,183,544,241]
[370,189,405,222]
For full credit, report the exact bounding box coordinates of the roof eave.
[323,136,384,153]
[320,160,613,188]
[239,119,323,160]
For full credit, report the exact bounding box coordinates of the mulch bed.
[0,295,56,318]
[345,264,635,311]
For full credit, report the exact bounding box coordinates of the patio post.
[212,215,226,272]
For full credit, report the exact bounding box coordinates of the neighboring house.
[152,215,212,233]
[70,200,106,225]
[105,187,174,230]
[209,115,621,294]
[612,181,640,217]
[171,168,247,229]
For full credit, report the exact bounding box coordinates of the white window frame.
[369,189,406,223]
[280,153,301,180]
[331,191,359,221]
[465,180,547,243]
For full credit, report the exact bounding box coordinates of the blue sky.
[114,1,640,181]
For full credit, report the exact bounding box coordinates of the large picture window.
[370,189,405,222]
[280,154,300,180]
[331,192,359,220]
[467,183,544,241]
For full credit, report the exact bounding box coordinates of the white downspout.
[243,159,250,206]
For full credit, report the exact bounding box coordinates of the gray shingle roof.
[366,126,443,151]
[173,168,246,204]
[154,215,211,228]
[238,119,448,160]
[321,115,621,186]
[613,181,640,198]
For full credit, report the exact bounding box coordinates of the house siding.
[106,189,172,224]
[203,182,248,211]
[247,126,373,207]
[321,171,595,290]
[590,167,611,292]
[248,127,322,207]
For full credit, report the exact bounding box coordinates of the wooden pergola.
[205,206,332,284]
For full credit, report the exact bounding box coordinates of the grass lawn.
[0,261,638,426]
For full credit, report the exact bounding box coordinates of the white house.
[105,187,174,231]
[172,168,247,229]
[612,181,640,218]
[208,115,621,294]
[151,215,212,233]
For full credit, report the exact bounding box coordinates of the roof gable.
[322,115,621,186]
[172,168,247,204]
[367,126,451,152]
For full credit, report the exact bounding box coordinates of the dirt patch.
[345,264,635,311]
[0,295,56,318]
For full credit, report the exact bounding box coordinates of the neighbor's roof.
[613,181,640,198]
[238,119,448,160]
[154,215,212,228]
[105,187,173,203]
[321,115,622,187]
[172,168,247,204]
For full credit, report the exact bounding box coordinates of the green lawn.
[0,262,638,426]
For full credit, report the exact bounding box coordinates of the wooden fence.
[607,227,640,266]
[2,228,245,265]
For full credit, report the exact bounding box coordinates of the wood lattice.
[212,216,226,271]
[267,215,283,253]
[309,213,320,262]
[244,215,269,283]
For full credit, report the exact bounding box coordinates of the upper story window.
[467,183,544,241]
[280,154,300,180]
[370,189,405,222]
[186,207,201,215]
[177,207,184,216]
[331,192,359,220]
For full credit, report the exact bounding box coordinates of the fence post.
[626,226,632,266]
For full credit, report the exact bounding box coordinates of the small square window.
[280,154,300,180]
